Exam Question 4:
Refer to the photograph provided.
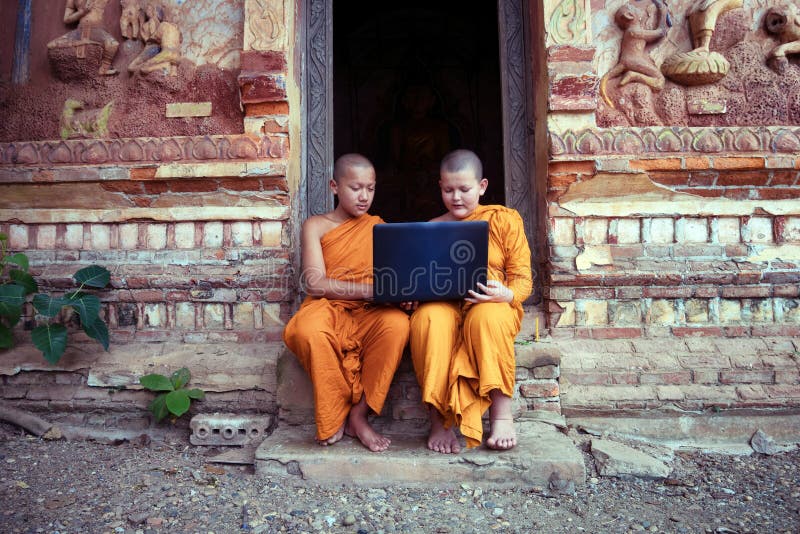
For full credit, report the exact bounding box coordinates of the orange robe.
[410,205,532,448]
[283,214,409,441]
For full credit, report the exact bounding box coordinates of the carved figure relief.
[661,0,743,85]
[46,0,120,80]
[247,0,284,51]
[120,0,142,40]
[598,0,800,128]
[59,99,114,139]
[599,0,670,111]
[127,2,183,76]
[765,2,800,73]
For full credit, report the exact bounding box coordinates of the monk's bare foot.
[427,407,460,454]
[345,396,390,452]
[316,423,344,446]
[486,389,517,450]
[486,418,517,450]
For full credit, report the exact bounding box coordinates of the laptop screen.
[372,221,488,302]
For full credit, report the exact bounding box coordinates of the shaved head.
[333,153,374,183]
[440,149,483,180]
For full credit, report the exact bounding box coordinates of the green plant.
[139,367,205,422]
[0,233,111,363]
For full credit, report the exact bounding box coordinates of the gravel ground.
[1,421,799,534]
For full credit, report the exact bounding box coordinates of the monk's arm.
[300,218,373,300]
[503,210,533,304]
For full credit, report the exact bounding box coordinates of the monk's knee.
[410,302,458,331]
[378,308,411,338]
[464,303,516,336]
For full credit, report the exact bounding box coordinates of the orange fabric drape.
[283,215,409,441]
[410,205,532,448]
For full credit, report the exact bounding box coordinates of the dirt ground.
[1,421,799,534]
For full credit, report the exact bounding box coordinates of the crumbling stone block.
[190,413,272,446]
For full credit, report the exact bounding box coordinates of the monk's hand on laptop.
[466,280,513,304]
[399,301,419,312]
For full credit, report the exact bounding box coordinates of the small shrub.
[0,233,110,363]
[140,367,205,422]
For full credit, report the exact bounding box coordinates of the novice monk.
[410,149,532,453]
[283,154,410,452]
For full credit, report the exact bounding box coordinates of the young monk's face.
[439,169,488,220]
[331,165,376,217]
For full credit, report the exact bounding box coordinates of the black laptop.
[372,221,489,302]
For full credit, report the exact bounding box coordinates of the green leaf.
[0,284,26,318]
[9,270,37,294]
[148,393,170,422]
[68,293,101,325]
[1,303,21,327]
[32,294,69,318]
[82,316,109,350]
[170,367,191,390]
[74,265,110,288]
[6,253,29,271]
[0,324,13,349]
[186,388,205,400]
[165,389,191,417]
[139,373,174,392]
[0,232,7,242]
[31,324,68,364]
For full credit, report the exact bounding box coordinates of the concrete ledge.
[255,422,585,488]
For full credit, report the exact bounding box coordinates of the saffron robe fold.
[283,214,409,441]
[410,205,532,448]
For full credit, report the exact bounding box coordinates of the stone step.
[254,421,585,488]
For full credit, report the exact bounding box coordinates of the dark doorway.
[333,1,504,222]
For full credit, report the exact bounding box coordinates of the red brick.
[632,159,682,171]
[643,287,693,298]
[755,187,800,200]
[219,178,262,191]
[591,327,642,339]
[725,244,749,257]
[169,180,218,193]
[672,326,723,337]
[549,173,579,188]
[141,181,169,194]
[687,171,717,186]
[519,382,560,398]
[26,385,76,401]
[682,187,723,197]
[548,161,596,175]
[684,157,712,171]
[131,290,164,302]
[769,170,799,186]
[639,372,693,385]
[531,399,562,413]
[722,188,753,200]
[610,372,640,385]
[722,326,750,337]
[694,287,719,297]
[721,286,771,298]
[717,171,769,187]
[574,287,614,299]
[775,370,800,384]
[764,384,800,398]
[751,325,800,337]
[240,50,287,72]
[719,370,774,384]
[130,167,158,180]
[0,386,28,399]
[549,74,598,111]
[239,73,287,103]
[244,102,290,116]
[774,285,800,297]
[101,182,145,194]
[647,171,686,185]
[763,272,800,284]
[712,157,765,170]
[547,45,595,62]
[565,372,609,385]
[610,245,645,258]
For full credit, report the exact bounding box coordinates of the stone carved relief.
[246,0,285,52]
[59,99,114,139]
[765,2,800,73]
[547,0,591,45]
[549,126,800,155]
[661,0,743,85]
[598,1,800,128]
[47,0,120,80]
[127,1,184,76]
[599,1,670,114]
[0,135,287,167]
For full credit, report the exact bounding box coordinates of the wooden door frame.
[299,0,539,247]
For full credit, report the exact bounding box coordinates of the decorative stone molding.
[0,134,288,167]
[545,0,591,46]
[244,0,286,52]
[550,127,800,157]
